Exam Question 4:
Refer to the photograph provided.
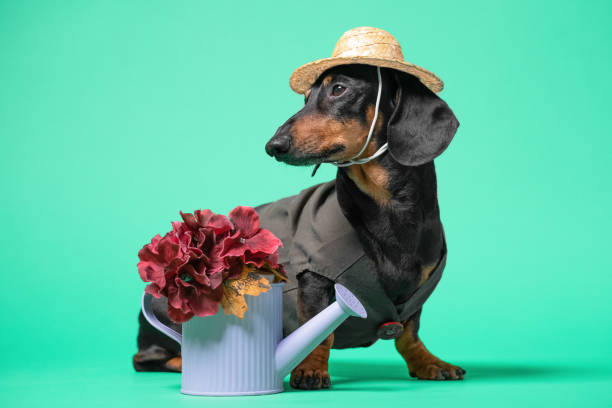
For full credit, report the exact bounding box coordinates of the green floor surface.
[2,351,610,407]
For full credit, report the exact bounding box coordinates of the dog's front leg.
[290,270,335,390]
[395,309,465,380]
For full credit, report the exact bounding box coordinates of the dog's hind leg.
[133,297,182,373]
[289,271,335,390]
[395,309,465,380]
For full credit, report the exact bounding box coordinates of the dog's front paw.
[290,366,331,390]
[409,360,465,380]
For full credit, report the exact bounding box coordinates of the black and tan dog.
[263,64,463,389]
[134,63,464,389]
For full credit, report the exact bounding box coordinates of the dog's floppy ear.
[386,71,459,166]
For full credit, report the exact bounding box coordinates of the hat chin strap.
[333,66,388,167]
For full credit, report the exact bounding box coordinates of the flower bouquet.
[137,206,287,322]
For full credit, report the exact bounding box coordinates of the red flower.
[138,233,187,296]
[138,206,285,323]
[215,206,286,282]
[221,206,283,258]
[180,209,233,237]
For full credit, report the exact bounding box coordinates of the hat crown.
[332,27,404,62]
[289,26,444,94]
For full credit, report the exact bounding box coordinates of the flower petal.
[180,211,200,231]
[156,235,181,264]
[165,255,189,280]
[229,206,259,237]
[137,261,166,287]
[194,209,214,227]
[220,234,248,258]
[168,306,194,323]
[189,285,223,317]
[167,284,182,309]
[209,269,224,289]
[244,252,267,268]
[265,251,280,267]
[207,214,233,235]
[225,257,245,280]
[144,283,163,298]
[245,229,282,254]
[137,235,163,263]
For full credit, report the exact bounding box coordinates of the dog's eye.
[331,85,346,97]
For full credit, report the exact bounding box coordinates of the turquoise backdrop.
[1,0,611,406]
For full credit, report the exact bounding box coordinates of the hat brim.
[289,56,444,94]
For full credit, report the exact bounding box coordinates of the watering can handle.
[141,293,182,344]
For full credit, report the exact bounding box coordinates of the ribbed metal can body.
[181,283,284,396]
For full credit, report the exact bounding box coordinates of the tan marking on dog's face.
[290,114,370,161]
[290,103,391,204]
[419,264,437,286]
[322,75,333,87]
[304,88,311,99]
[290,104,385,161]
[366,104,384,134]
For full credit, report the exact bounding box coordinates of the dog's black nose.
[265,134,291,157]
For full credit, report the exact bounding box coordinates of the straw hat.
[289,26,443,94]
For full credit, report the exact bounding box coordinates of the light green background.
[1,0,611,407]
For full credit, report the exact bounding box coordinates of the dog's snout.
[265,136,291,157]
[266,127,292,157]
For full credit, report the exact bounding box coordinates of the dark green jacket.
[255,180,446,349]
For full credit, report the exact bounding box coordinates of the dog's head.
[265,64,459,167]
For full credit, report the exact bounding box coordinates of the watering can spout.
[274,283,367,378]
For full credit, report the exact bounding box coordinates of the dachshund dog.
[263,64,463,389]
[133,63,464,390]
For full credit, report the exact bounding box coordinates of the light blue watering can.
[142,281,366,396]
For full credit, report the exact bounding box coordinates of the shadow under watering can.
[142,281,367,396]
